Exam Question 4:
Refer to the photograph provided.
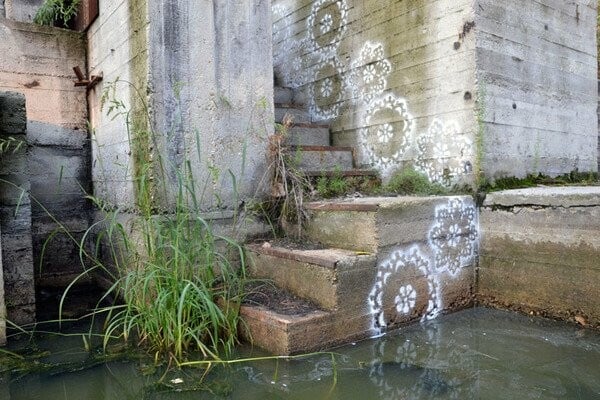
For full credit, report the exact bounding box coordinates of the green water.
[2,308,599,399]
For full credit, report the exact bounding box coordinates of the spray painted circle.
[359,94,414,172]
[307,0,348,52]
[309,55,346,120]
[367,245,441,335]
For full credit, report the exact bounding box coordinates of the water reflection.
[3,308,600,399]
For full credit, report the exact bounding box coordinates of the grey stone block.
[27,121,88,150]
[0,91,26,136]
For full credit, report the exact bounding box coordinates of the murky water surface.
[2,308,600,399]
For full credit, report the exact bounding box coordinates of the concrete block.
[0,91,26,135]
[290,146,354,172]
[274,87,294,104]
[285,124,330,146]
[246,243,376,311]
[479,186,600,328]
[28,121,88,150]
[275,105,312,124]
[305,196,478,254]
[4,0,44,23]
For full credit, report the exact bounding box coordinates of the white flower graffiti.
[320,13,333,34]
[428,197,478,276]
[349,42,392,103]
[415,119,474,187]
[309,56,346,120]
[321,77,334,97]
[377,123,394,143]
[368,245,441,335]
[395,284,417,314]
[307,0,348,53]
[359,94,413,173]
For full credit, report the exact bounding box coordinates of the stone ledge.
[483,186,600,208]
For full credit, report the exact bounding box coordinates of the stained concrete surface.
[479,186,600,328]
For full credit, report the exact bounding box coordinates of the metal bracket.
[73,66,103,90]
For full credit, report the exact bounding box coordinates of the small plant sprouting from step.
[315,167,348,198]
[385,167,448,196]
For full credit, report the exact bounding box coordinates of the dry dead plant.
[266,114,312,238]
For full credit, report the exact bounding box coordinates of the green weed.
[33,0,80,28]
[385,167,447,196]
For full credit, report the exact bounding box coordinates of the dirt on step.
[243,282,321,316]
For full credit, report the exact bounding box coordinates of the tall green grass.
[72,80,249,361]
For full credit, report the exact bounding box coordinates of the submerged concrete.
[479,186,600,329]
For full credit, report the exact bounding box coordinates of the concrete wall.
[273,0,598,185]
[148,0,273,211]
[273,0,478,186]
[479,187,600,329]
[88,0,273,213]
[0,91,35,325]
[475,0,598,179]
[0,19,90,290]
[86,0,148,209]
[4,0,43,23]
[0,223,5,345]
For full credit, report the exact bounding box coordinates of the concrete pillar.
[0,91,35,325]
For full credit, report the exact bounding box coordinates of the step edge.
[285,145,354,152]
[304,201,381,212]
[302,170,378,177]
[246,243,361,268]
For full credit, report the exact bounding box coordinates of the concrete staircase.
[240,197,477,354]
[240,92,479,353]
[272,86,375,176]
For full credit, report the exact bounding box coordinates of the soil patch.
[243,282,321,316]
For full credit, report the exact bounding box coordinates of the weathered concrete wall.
[0,91,35,325]
[273,0,478,186]
[475,0,598,179]
[479,187,600,329]
[148,0,273,211]
[4,0,43,23]
[0,18,87,127]
[86,0,147,208]
[0,19,90,289]
[273,0,598,185]
[89,0,273,212]
[0,223,5,345]
[29,121,92,287]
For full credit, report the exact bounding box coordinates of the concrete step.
[274,87,294,104]
[245,242,376,311]
[286,145,354,171]
[304,196,478,254]
[241,195,479,354]
[240,299,375,355]
[302,169,378,178]
[275,104,311,124]
[284,123,330,147]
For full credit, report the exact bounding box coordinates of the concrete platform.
[479,186,600,329]
[241,195,479,354]
[246,243,376,311]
